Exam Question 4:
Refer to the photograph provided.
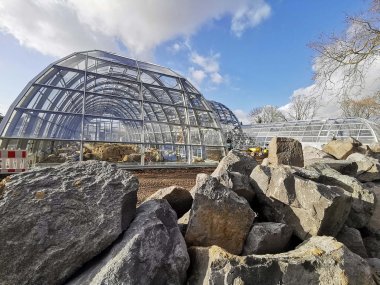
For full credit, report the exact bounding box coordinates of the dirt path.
[129,167,215,204]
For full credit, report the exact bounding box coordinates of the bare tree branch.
[249,105,287,124]
[287,94,320,120]
[310,0,380,98]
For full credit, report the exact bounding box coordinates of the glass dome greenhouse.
[0,50,227,166]
[242,117,380,148]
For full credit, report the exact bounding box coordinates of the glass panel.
[2,110,82,140]
[86,74,140,100]
[86,94,141,120]
[57,54,87,70]
[205,147,224,162]
[19,87,83,114]
[200,128,223,146]
[83,116,142,143]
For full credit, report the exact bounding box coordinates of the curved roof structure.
[242,117,380,147]
[207,100,241,133]
[0,50,226,165]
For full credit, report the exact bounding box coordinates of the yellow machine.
[247,146,268,158]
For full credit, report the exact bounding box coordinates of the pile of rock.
[83,144,164,163]
[85,143,140,162]
[0,137,379,284]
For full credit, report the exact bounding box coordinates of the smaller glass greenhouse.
[242,117,380,147]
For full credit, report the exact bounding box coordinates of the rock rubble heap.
[0,137,379,284]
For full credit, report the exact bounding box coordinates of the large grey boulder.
[188,236,375,285]
[250,165,352,240]
[306,163,376,228]
[211,150,257,203]
[0,161,138,285]
[242,222,293,255]
[336,226,368,258]
[185,175,256,255]
[219,171,256,203]
[211,149,257,179]
[145,185,193,218]
[268,137,304,167]
[322,137,361,159]
[68,200,189,285]
[347,152,380,182]
[367,258,380,285]
[306,158,358,176]
[366,182,380,233]
[303,145,334,166]
[364,234,380,259]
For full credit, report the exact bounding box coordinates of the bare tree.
[249,105,287,124]
[287,94,320,120]
[340,93,380,119]
[310,0,380,97]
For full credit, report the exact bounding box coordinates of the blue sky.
[0,0,369,122]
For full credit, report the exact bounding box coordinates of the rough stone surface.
[145,185,193,218]
[188,236,375,285]
[322,137,361,160]
[0,161,138,285]
[212,149,257,180]
[369,143,380,153]
[364,234,380,259]
[242,222,293,255]
[306,163,376,228]
[222,171,256,203]
[347,152,380,182]
[367,258,380,285]
[303,146,334,166]
[306,158,358,176]
[250,165,352,240]
[336,226,368,258]
[185,175,256,255]
[190,173,210,198]
[68,200,189,285]
[366,182,380,233]
[268,137,304,167]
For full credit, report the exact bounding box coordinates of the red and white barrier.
[0,150,28,174]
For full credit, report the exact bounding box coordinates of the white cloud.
[189,51,224,86]
[232,0,271,37]
[233,109,251,124]
[211,72,223,84]
[191,52,220,73]
[189,68,207,85]
[0,0,271,59]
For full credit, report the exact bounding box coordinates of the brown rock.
[188,236,375,285]
[268,137,304,167]
[242,222,293,255]
[185,175,256,255]
[336,226,368,258]
[250,165,352,240]
[322,137,361,160]
[145,185,193,218]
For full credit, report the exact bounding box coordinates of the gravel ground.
[129,167,215,204]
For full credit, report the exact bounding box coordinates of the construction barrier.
[0,150,28,174]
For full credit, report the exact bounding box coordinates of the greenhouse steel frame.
[0,50,227,166]
[242,117,380,147]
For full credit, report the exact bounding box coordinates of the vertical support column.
[80,53,88,161]
[178,79,192,164]
[136,62,145,166]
